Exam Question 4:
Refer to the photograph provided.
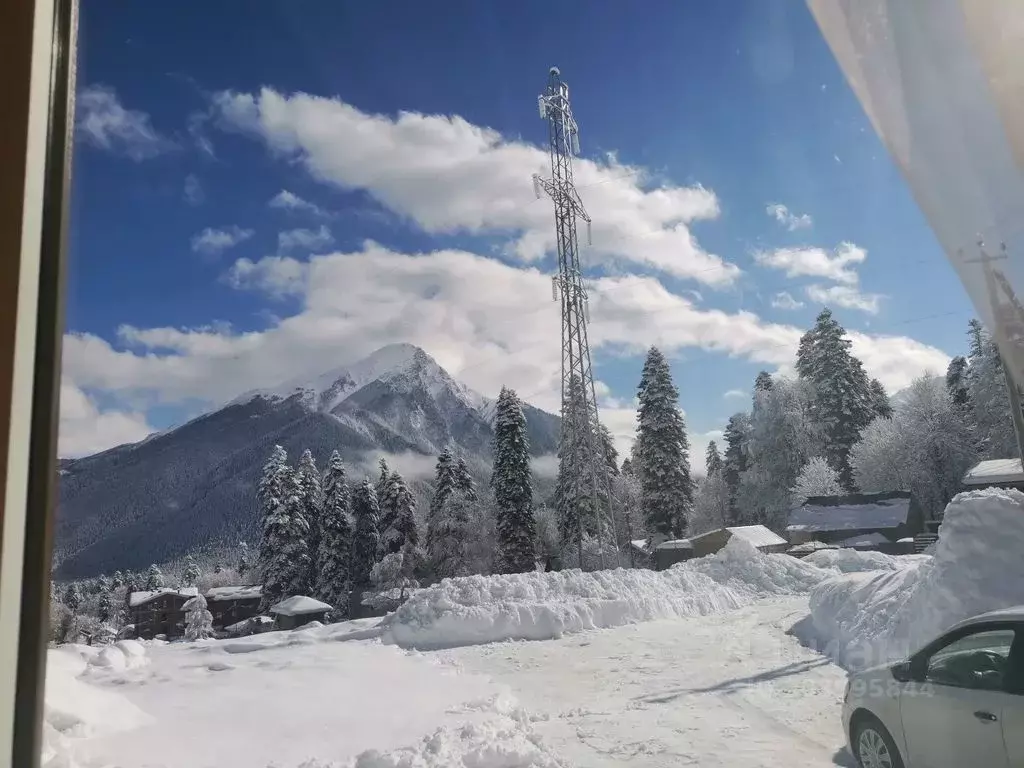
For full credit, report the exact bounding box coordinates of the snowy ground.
[51,598,852,768]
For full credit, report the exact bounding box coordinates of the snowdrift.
[384,537,835,649]
[804,547,930,574]
[800,488,1024,670]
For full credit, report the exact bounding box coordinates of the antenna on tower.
[534,66,612,570]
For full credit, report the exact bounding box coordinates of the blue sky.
[61,0,973,463]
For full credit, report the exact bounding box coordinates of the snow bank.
[383,565,746,649]
[801,488,1024,669]
[678,536,832,597]
[804,547,930,574]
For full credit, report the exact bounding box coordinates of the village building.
[205,585,262,630]
[269,596,332,630]
[962,458,1024,492]
[787,491,925,553]
[127,587,198,639]
[653,525,787,570]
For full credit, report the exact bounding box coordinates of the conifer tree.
[183,593,214,641]
[111,570,124,590]
[427,449,458,554]
[316,450,352,616]
[297,449,324,586]
[490,387,536,573]
[868,378,893,419]
[182,555,201,588]
[63,583,82,612]
[349,479,380,588]
[144,564,164,591]
[722,413,748,524]
[257,451,311,610]
[705,440,723,476]
[966,319,1019,458]
[380,470,417,555]
[946,355,970,409]
[428,488,471,579]
[237,541,251,578]
[634,347,693,539]
[455,457,477,501]
[754,371,774,393]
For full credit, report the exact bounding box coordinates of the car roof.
[949,606,1024,630]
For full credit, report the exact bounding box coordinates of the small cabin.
[128,587,198,639]
[653,525,787,570]
[205,585,262,630]
[962,458,1024,492]
[787,491,924,551]
[269,595,332,630]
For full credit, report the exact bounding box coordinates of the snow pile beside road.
[383,567,745,649]
[802,488,1024,669]
[679,536,833,597]
[804,547,930,573]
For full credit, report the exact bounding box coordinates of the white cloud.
[766,203,812,231]
[77,84,173,160]
[805,284,884,314]
[62,244,950,431]
[269,190,330,217]
[226,256,306,298]
[753,242,866,284]
[278,225,334,252]
[723,389,746,399]
[190,226,254,256]
[770,291,804,310]
[184,174,204,206]
[210,88,738,285]
[59,380,155,458]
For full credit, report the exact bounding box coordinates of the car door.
[998,626,1024,767]
[899,624,1015,768]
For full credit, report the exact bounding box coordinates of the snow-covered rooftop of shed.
[269,595,332,616]
[963,458,1024,485]
[128,587,198,608]
[723,525,786,549]
[836,532,890,548]
[788,494,912,533]
[787,540,836,554]
[656,538,694,550]
[206,585,262,601]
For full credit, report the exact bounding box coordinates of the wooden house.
[205,585,262,630]
[269,595,332,630]
[128,587,198,639]
[962,458,1024,492]
[653,525,787,570]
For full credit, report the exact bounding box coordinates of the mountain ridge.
[55,344,560,579]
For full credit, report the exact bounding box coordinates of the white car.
[842,607,1024,767]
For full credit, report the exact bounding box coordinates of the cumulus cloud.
[61,244,950,430]
[210,88,737,285]
[771,291,804,310]
[59,380,155,458]
[753,242,866,284]
[76,85,173,160]
[190,226,254,256]
[226,256,306,298]
[723,389,746,399]
[269,190,330,217]
[805,283,885,314]
[278,225,334,252]
[766,203,812,230]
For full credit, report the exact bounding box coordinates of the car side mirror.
[891,661,913,682]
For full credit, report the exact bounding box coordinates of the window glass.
[925,628,1015,691]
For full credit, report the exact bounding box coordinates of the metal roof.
[788,492,914,533]
[962,458,1024,486]
[128,587,198,608]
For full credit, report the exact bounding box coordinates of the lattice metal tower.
[534,66,609,569]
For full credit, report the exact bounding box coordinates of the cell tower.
[534,66,609,569]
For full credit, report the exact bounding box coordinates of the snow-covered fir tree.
[183,593,214,641]
[350,479,381,588]
[144,564,164,591]
[297,449,324,586]
[111,570,124,590]
[63,583,82,612]
[428,487,471,579]
[375,457,390,499]
[316,450,352,616]
[237,541,251,578]
[455,457,477,501]
[98,589,116,623]
[379,470,417,556]
[867,378,893,419]
[754,371,773,392]
[634,346,693,539]
[796,309,874,490]
[428,449,458,526]
[791,457,843,506]
[181,555,201,588]
[946,355,970,409]
[705,441,723,475]
[722,413,748,524]
[966,319,1019,459]
[490,386,536,573]
[257,450,311,610]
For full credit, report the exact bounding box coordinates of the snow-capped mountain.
[54,344,559,579]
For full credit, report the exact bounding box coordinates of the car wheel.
[852,715,904,768]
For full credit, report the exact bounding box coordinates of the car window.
[924,628,1015,692]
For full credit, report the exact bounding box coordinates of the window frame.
[909,621,1024,695]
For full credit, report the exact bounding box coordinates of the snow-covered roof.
[655,538,694,550]
[128,587,198,608]
[836,532,890,548]
[723,525,787,549]
[962,458,1024,486]
[269,595,332,616]
[787,541,836,554]
[629,539,651,552]
[206,585,262,601]
[788,492,913,533]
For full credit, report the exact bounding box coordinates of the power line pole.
[534,67,609,570]
[964,239,1024,462]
